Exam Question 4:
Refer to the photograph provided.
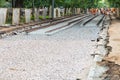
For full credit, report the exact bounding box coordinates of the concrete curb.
[87,16,111,80]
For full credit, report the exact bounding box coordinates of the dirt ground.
[105,19,120,65]
[102,19,120,80]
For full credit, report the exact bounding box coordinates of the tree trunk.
[12,0,23,8]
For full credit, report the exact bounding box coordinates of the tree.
[0,0,6,7]
[12,0,24,8]
[1,0,120,8]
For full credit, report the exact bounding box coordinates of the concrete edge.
[87,16,111,80]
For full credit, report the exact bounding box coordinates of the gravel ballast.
[0,21,99,80]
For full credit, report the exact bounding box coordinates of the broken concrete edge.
[87,62,109,80]
[87,16,111,80]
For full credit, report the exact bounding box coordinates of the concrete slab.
[12,8,20,25]
[25,9,32,23]
[0,8,7,26]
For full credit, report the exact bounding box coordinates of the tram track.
[83,15,99,25]
[0,14,84,38]
[28,15,91,34]
[45,15,92,34]
[84,15,105,27]
[0,15,100,80]
[0,14,83,32]
[0,14,105,38]
[45,15,105,35]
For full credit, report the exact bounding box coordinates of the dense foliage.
[0,0,120,8]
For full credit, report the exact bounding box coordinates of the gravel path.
[0,21,100,80]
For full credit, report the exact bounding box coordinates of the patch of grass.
[39,16,43,20]
[20,16,25,24]
[46,16,50,19]
[39,16,50,20]
[65,12,72,16]
[6,15,12,24]
[31,15,35,20]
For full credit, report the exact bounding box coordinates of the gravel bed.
[0,22,99,80]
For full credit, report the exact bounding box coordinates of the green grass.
[31,15,35,20]
[39,16,50,20]
[20,16,25,23]
[6,15,12,24]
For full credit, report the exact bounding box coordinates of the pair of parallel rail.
[0,14,105,38]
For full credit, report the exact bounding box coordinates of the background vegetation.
[0,0,120,8]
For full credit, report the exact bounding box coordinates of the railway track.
[83,15,98,25]
[45,15,93,34]
[28,15,91,34]
[0,15,102,80]
[45,15,105,35]
[0,14,90,38]
[0,14,83,32]
[84,15,105,27]
[0,14,105,38]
